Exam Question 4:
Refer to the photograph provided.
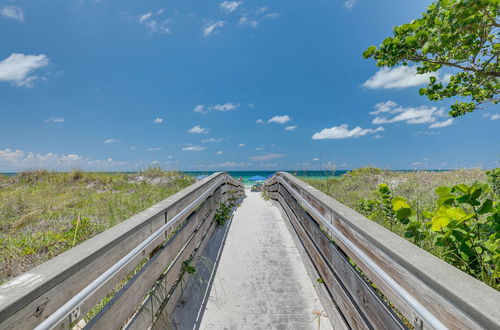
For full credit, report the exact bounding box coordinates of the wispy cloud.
[238,6,279,28]
[220,1,242,13]
[216,150,223,154]
[45,117,65,123]
[250,153,285,161]
[203,21,226,37]
[483,113,500,120]
[0,6,24,22]
[193,103,239,114]
[104,139,117,144]
[188,125,209,134]
[182,145,206,151]
[344,0,356,10]
[429,118,454,128]
[312,124,384,140]
[256,118,264,124]
[0,53,49,87]
[363,66,436,89]
[202,137,223,143]
[238,143,245,147]
[153,117,163,124]
[369,101,449,127]
[137,10,172,35]
[268,115,291,124]
[146,147,162,151]
[0,148,127,171]
[285,125,297,131]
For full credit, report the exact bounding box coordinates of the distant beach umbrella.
[249,175,267,181]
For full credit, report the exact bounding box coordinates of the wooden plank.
[0,173,234,330]
[273,200,349,330]
[125,193,231,330]
[272,173,500,329]
[85,187,225,329]
[279,185,405,329]
[275,192,370,330]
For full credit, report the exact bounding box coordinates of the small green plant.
[214,201,233,226]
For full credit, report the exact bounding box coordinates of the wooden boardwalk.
[200,190,331,329]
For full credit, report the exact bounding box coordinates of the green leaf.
[453,184,469,194]
[478,199,493,214]
[396,207,411,221]
[363,45,377,58]
[392,196,410,210]
[445,207,467,220]
[431,215,450,231]
[436,186,452,195]
[437,193,455,206]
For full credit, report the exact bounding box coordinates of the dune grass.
[301,168,500,288]
[0,168,194,285]
[301,168,487,214]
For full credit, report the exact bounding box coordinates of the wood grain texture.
[0,173,244,330]
[263,173,500,329]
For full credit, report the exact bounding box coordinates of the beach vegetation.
[302,168,499,289]
[0,168,194,285]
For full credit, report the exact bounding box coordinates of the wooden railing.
[263,172,500,330]
[0,173,244,330]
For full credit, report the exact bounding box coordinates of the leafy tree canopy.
[363,0,499,117]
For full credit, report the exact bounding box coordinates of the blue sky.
[0,0,498,172]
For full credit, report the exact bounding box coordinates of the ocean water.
[184,170,346,185]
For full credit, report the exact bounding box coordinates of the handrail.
[276,176,446,330]
[264,172,500,329]
[34,177,226,330]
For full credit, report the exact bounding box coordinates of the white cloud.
[193,104,206,113]
[139,12,152,23]
[268,115,291,124]
[0,6,24,22]
[203,21,226,37]
[250,153,285,161]
[0,53,49,87]
[202,138,222,143]
[210,102,239,112]
[220,1,242,13]
[182,145,206,151]
[312,124,384,140]
[285,125,297,131]
[209,161,251,168]
[216,150,223,155]
[238,5,279,28]
[0,148,127,171]
[363,66,436,89]
[483,113,500,120]
[45,117,65,123]
[194,103,239,114]
[153,118,163,124]
[137,11,172,35]
[344,0,356,9]
[312,157,319,161]
[429,118,454,128]
[146,147,162,151]
[238,143,245,147]
[255,146,264,151]
[188,125,208,134]
[369,101,446,125]
[104,139,117,144]
[238,14,258,28]
[256,118,264,124]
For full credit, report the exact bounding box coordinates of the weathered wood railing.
[0,172,244,330]
[264,172,500,330]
